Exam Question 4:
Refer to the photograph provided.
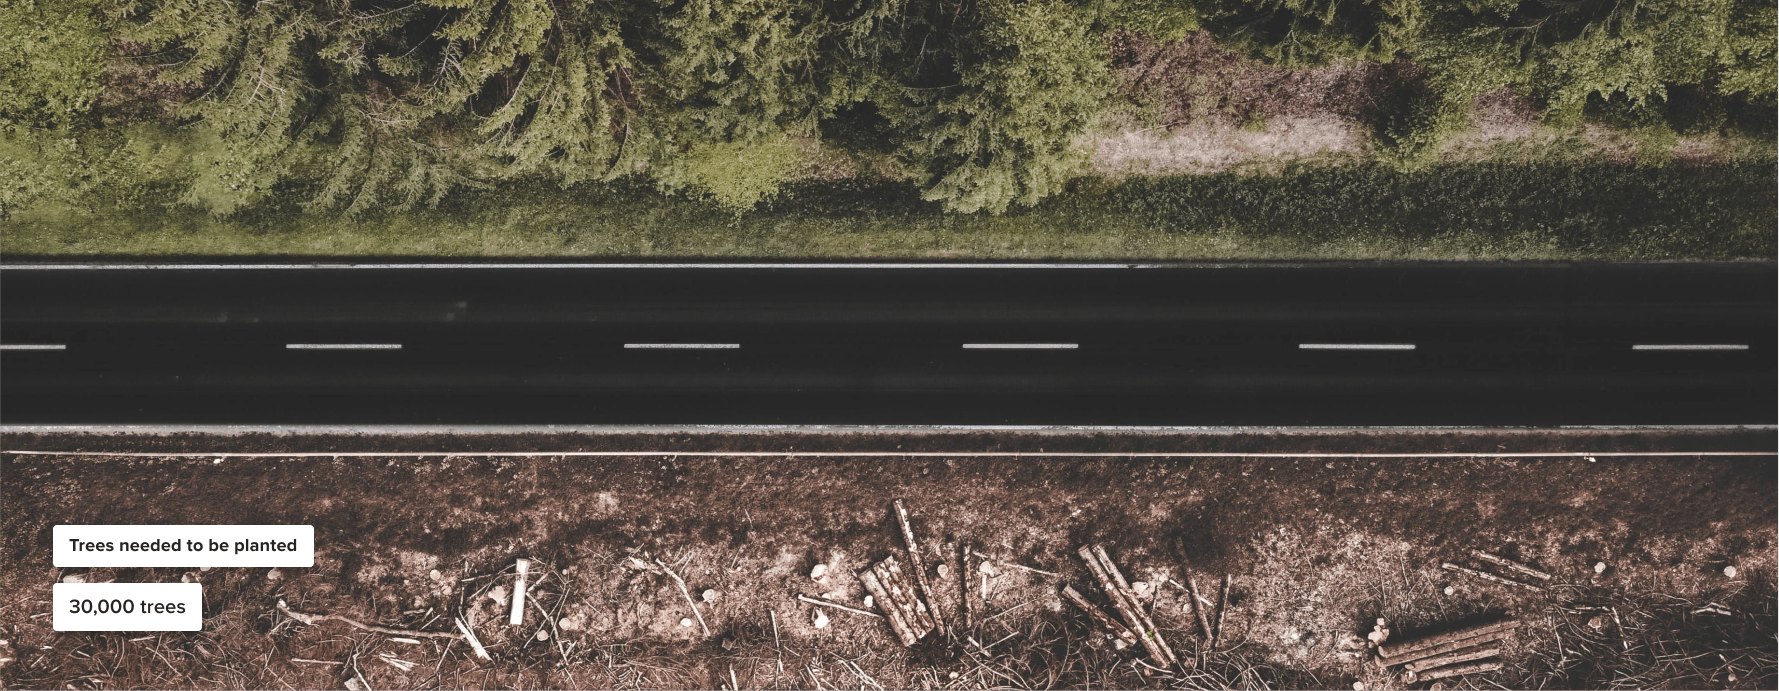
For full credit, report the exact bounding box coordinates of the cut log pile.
[1377,618,1517,683]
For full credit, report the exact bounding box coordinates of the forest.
[3,0,1774,223]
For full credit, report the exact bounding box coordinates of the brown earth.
[1,429,1774,690]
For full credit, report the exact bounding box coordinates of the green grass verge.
[3,160,1773,260]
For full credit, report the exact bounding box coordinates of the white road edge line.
[0,344,67,350]
[1631,344,1749,351]
[2,451,1768,458]
[0,263,1188,270]
[286,343,402,350]
[624,343,741,349]
[1299,343,1416,350]
[962,343,1079,349]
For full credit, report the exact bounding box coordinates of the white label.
[54,583,203,631]
[54,525,314,568]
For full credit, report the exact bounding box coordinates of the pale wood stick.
[1405,644,1501,675]
[656,558,710,637]
[1379,619,1517,658]
[1442,562,1543,591]
[1470,550,1552,581]
[797,594,883,619]
[893,499,947,636]
[509,559,528,626]
[958,541,974,631]
[1091,544,1177,665]
[1076,545,1169,666]
[1185,574,1215,640]
[454,617,492,660]
[1378,630,1507,667]
[290,658,343,666]
[1412,660,1503,682]
[276,600,459,639]
[858,569,917,646]
[1061,585,1138,649]
[1211,574,1231,651]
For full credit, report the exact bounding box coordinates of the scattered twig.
[1470,550,1553,581]
[1415,660,1504,682]
[290,658,343,666]
[797,594,883,619]
[509,559,528,626]
[959,541,975,631]
[1443,561,1544,591]
[276,600,459,640]
[656,558,710,637]
[1062,584,1138,649]
[453,617,491,661]
[1077,545,1173,666]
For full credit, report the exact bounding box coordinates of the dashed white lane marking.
[625,343,740,349]
[1631,344,1749,351]
[286,343,402,350]
[1299,343,1416,350]
[0,344,66,350]
[962,343,1079,349]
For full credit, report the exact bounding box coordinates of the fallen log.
[1379,619,1517,659]
[1470,550,1553,581]
[1405,643,1501,675]
[1061,585,1139,649]
[1442,562,1543,592]
[893,499,947,636]
[859,569,917,647]
[880,556,935,633]
[1413,660,1503,682]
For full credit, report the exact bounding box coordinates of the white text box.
[54,525,314,568]
[54,583,203,631]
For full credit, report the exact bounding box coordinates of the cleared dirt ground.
[2,429,1773,690]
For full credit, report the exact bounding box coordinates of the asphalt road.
[2,262,1772,425]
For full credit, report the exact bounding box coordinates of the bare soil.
[2,429,1773,690]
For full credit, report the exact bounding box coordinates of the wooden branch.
[958,541,974,631]
[859,569,918,646]
[1470,550,1552,581]
[657,558,710,637]
[893,499,947,636]
[1061,585,1138,649]
[1405,643,1501,675]
[1185,574,1215,640]
[509,559,528,626]
[1211,574,1231,652]
[1091,544,1177,665]
[276,600,459,639]
[1379,619,1517,658]
[797,594,883,619]
[1412,660,1503,682]
[1077,545,1170,666]
[1442,562,1543,592]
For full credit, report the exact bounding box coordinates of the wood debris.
[1469,550,1552,581]
[1442,561,1543,592]
[1377,618,1516,682]
[958,541,975,631]
[860,555,935,646]
[892,499,947,636]
[1060,585,1138,649]
[275,600,459,640]
[1073,544,1178,668]
[656,558,710,637]
[796,594,882,619]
